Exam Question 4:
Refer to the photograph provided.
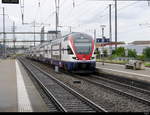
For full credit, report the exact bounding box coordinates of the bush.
[103,49,108,57]
[143,47,150,59]
[111,47,125,59]
[137,55,145,61]
[127,49,137,58]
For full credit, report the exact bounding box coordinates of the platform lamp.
[100,25,106,65]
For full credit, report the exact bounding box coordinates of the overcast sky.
[0,0,150,44]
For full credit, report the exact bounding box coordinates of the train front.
[68,32,96,73]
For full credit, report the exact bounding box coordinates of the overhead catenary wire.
[60,0,89,25]
[94,1,139,22]
[67,1,145,40]
[42,1,141,27]
[66,1,139,25]
[76,1,141,32]
[34,0,51,23]
[34,0,42,22]
[62,2,109,31]
[41,0,62,26]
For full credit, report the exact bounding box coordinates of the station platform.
[96,62,150,84]
[0,59,48,112]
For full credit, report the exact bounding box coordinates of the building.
[123,40,150,55]
[95,39,150,57]
[47,30,62,41]
[131,41,150,45]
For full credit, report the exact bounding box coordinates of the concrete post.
[55,66,59,72]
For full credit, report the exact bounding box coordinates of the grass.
[97,58,150,68]
[96,59,127,65]
[144,63,150,67]
[8,54,25,59]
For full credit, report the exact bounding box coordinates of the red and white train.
[26,32,96,73]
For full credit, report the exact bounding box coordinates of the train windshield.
[73,33,92,54]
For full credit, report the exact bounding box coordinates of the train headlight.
[72,57,76,59]
[72,57,78,60]
[90,57,95,60]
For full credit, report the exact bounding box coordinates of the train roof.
[27,32,93,51]
[62,32,92,37]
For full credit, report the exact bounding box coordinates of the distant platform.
[96,62,150,84]
[0,59,48,112]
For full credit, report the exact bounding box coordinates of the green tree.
[143,47,150,59]
[112,50,116,55]
[137,54,145,61]
[127,49,137,58]
[113,47,125,57]
[103,49,108,57]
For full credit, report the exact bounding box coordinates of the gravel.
[28,59,150,112]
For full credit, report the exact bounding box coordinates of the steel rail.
[19,57,107,112]
[75,75,150,106]
[91,75,150,95]
[31,63,107,112]
[19,58,67,112]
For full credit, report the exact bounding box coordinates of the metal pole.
[41,26,44,44]
[55,0,59,39]
[94,29,97,61]
[115,0,117,50]
[109,4,112,55]
[13,21,16,54]
[94,29,96,44]
[21,0,24,24]
[55,0,57,39]
[102,28,104,37]
[3,7,6,58]
[101,26,105,65]
[69,26,72,33]
[34,21,35,46]
[55,0,60,72]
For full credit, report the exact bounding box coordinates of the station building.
[95,39,150,56]
[118,41,150,55]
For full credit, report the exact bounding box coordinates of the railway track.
[71,74,150,111]
[90,75,150,103]
[21,57,150,112]
[18,57,107,112]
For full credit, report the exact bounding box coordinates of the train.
[25,32,96,73]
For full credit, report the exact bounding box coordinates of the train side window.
[62,48,64,54]
[67,45,73,54]
[64,37,68,41]
[45,50,48,53]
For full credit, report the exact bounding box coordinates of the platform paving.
[96,62,150,83]
[0,59,48,112]
[0,59,17,112]
[17,60,48,112]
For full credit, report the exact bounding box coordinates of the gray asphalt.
[0,59,17,112]
[96,62,150,82]
[0,59,48,112]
